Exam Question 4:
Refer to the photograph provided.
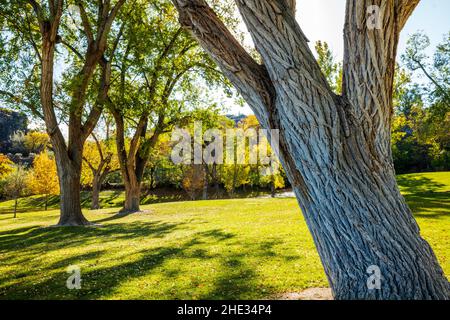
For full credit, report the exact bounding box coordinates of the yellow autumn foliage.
[0,154,13,179]
[27,152,59,196]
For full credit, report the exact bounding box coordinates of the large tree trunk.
[116,135,146,214]
[37,9,90,227]
[122,179,141,213]
[172,0,449,299]
[112,110,162,214]
[55,155,90,226]
[289,138,449,299]
[29,1,124,226]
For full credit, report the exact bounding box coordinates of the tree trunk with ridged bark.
[56,154,90,226]
[26,0,125,226]
[172,0,449,299]
[122,179,141,213]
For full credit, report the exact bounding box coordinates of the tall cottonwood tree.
[109,1,225,213]
[28,152,60,211]
[0,1,126,225]
[171,0,450,299]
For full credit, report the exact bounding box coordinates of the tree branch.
[0,90,44,120]
[82,155,97,172]
[128,114,148,160]
[60,39,84,60]
[171,0,274,124]
[76,1,95,43]
[91,132,105,161]
[97,0,127,49]
[26,0,44,31]
[48,0,55,16]
[24,10,42,62]
[108,0,127,25]
[396,0,421,31]
[81,58,112,142]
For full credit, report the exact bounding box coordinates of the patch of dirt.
[273,288,333,300]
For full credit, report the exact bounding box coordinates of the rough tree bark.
[27,0,125,225]
[172,0,449,299]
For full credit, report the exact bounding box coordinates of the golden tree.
[23,131,50,154]
[82,136,119,210]
[27,152,59,210]
[0,154,13,179]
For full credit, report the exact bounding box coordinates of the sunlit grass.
[0,172,448,299]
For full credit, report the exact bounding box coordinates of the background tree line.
[0,0,448,227]
[315,31,450,174]
[1,26,449,214]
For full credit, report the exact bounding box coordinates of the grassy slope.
[0,172,448,299]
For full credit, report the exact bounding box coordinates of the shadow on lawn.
[403,192,450,219]
[396,175,449,219]
[0,190,186,215]
[397,175,446,194]
[0,195,60,215]
[0,218,290,299]
[0,221,182,255]
[0,220,187,299]
[1,174,445,299]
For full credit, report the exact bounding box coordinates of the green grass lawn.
[0,172,449,299]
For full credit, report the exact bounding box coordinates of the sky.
[229,0,450,115]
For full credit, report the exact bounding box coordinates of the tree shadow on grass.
[197,237,301,300]
[396,175,449,219]
[0,226,236,299]
[0,220,188,299]
[0,195,60,215]
[81,190,124,209]
[397,175,446,194]
[0,220,184,256]
[0,223,296,300]
[199,256,257,300]
[404,192,450,219]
